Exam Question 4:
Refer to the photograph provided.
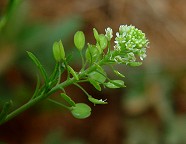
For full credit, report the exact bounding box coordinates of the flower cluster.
[105,27,113,41]
[110,25,149,65]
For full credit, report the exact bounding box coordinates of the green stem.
[47,98,71,110]
[0,59,105,125]
[74,83,91,98]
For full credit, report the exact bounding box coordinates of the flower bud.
[74,31,85,51]
[53,40,65,62]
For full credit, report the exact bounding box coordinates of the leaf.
[114,70,125,78]
[88,96,107,105]
[67,65,79,80]
[105,80,125,88]
[128,62,142,67]
[27,51,48,82]
[88,66,106,84]
[71,103,91,119]
[60,93,76,107]
[85,44,99,63]
[89,78,101,91]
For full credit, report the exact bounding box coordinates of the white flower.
[99,99,107,102]
[114,44,121,51]
[105,27,113,41]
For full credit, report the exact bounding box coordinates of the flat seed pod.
[71,103,91,119]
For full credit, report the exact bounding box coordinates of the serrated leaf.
[89,78,101,91]
[60,93,76,107]
[27,51,48,82]
[105,80,125,88]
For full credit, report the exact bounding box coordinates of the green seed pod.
[53,40,65,62]
[98,34,108,50]
[93,28,99,42]
[71,103,91,119]
[74,31,85,51]
[88,96,107,105]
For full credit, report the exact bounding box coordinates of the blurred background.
[0,0,186,143]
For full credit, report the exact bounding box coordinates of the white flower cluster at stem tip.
[105,25,149,65]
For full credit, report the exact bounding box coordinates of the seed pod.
[71,103,91,119]
[53,40,65,62]
[74,31,85,51]
[98,34,108,50]
[93,28,99,42]
[88,97,107,105]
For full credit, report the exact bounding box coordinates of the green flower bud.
[52,40,65,62]
[74,31,85,51]
[71,103,91,119]
[93,28,99,41]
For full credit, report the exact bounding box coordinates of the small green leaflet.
[60,93,76,107]
[27,51,48,82]
[105,80,125,88]
[89,78,101,91]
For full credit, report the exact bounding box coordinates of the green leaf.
[105,80,125,88]
[60,93,76,107]
[89,78,101,91]
[67,65,79,80]
[85,44,99,63]
[114,70,125,78]
[27,51,48,82]
[71,103,91,119]
[0,100,12,122]
[88,96,107,105]
[88,66,106,84]
[128,62,142,67]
